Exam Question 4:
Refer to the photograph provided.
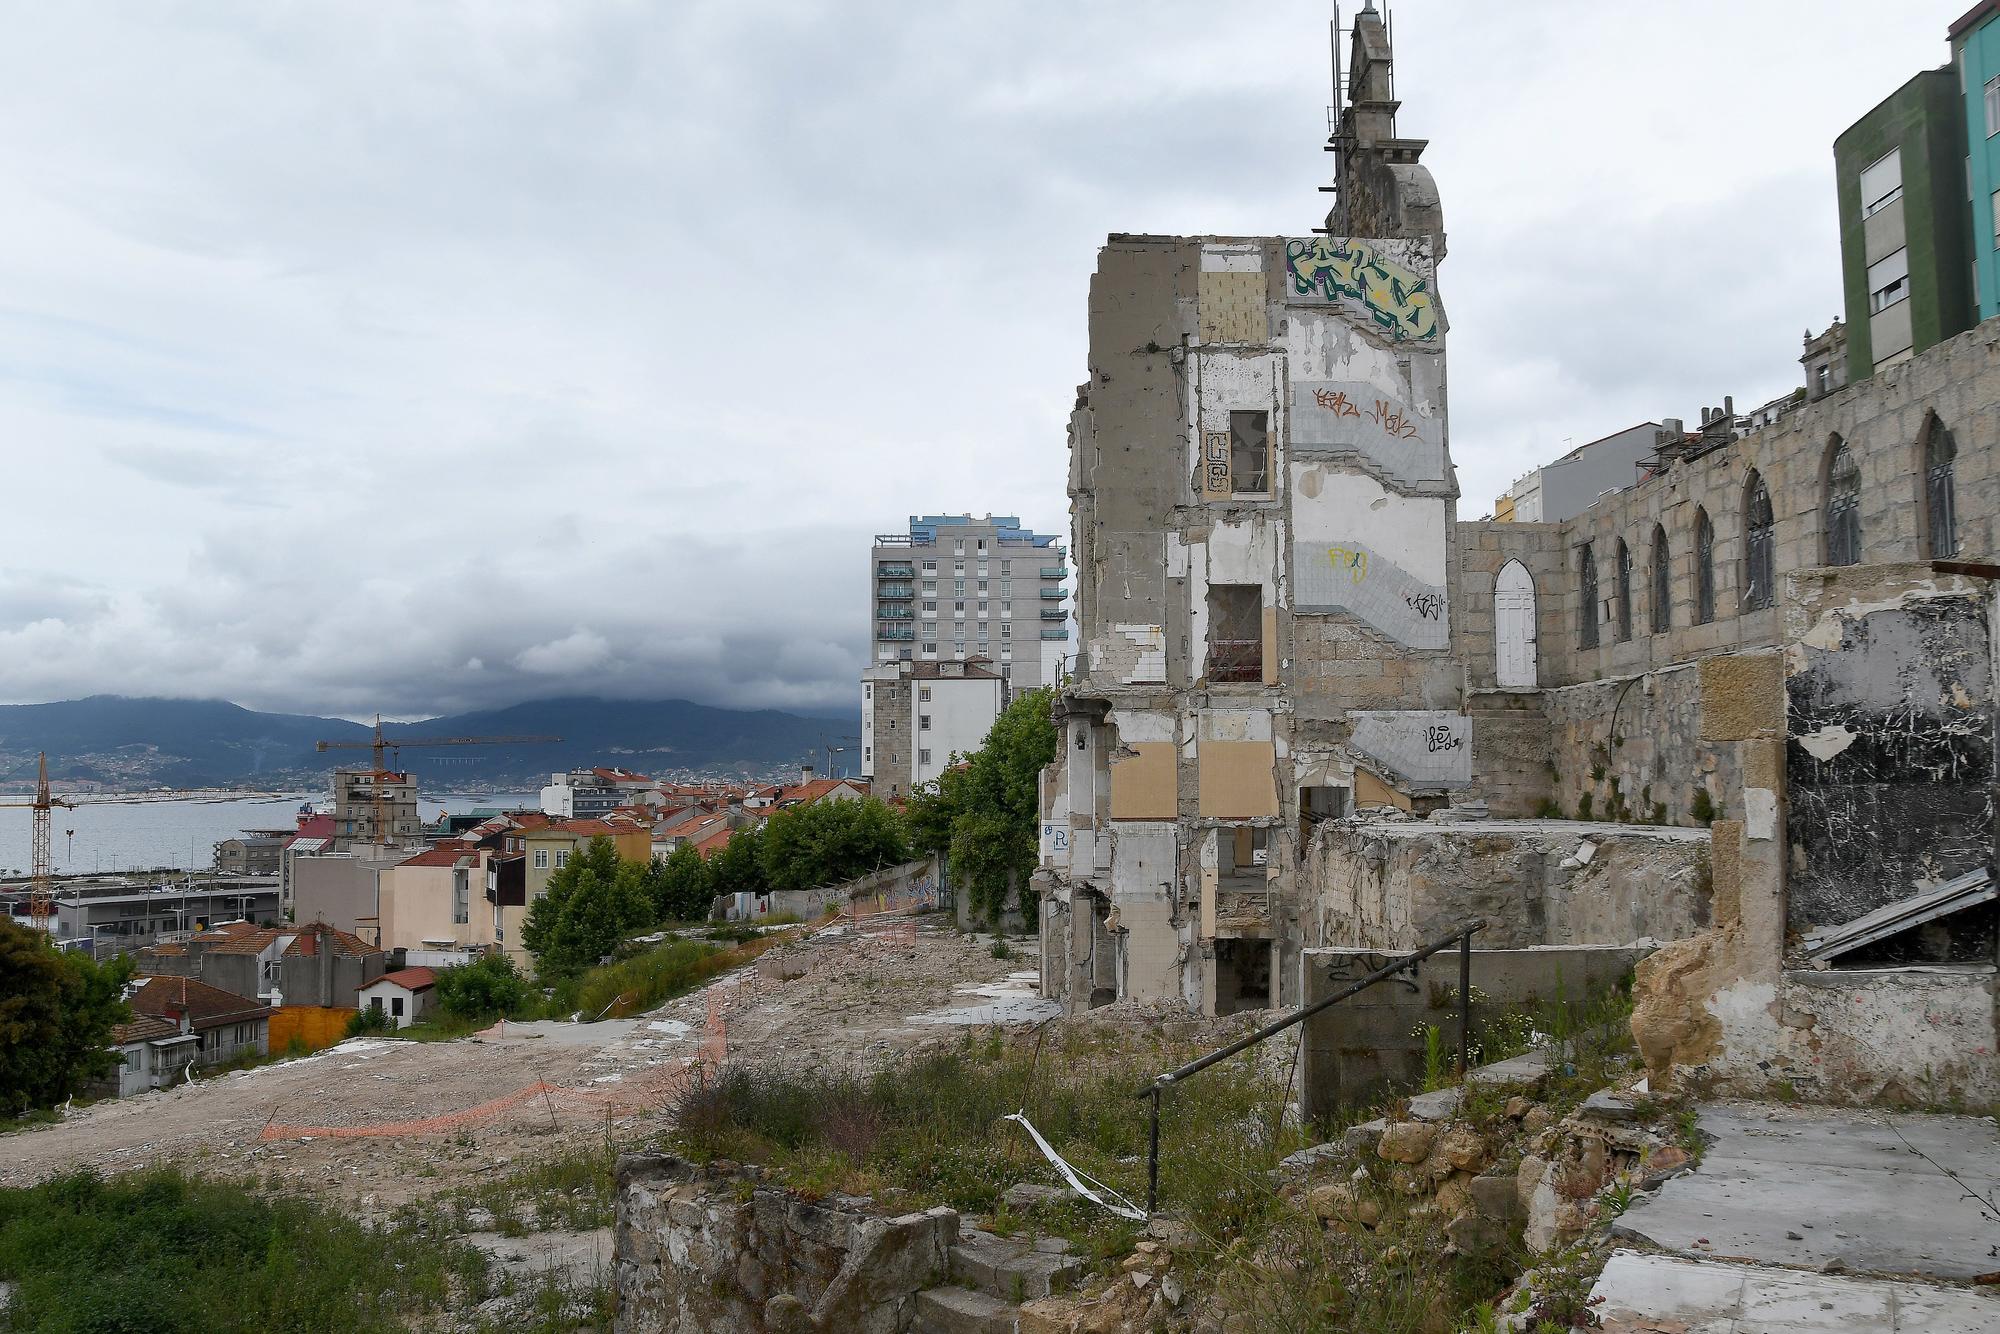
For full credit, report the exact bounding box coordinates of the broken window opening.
[1213,939,1273,1016]
[1803,868,1996,969]
[1218,825,1270,893]
[1742,470,1775,611]
[1924,414,1958,558]
[1694,507,1716,625]
[1577,543,1599,649]
[1206,584,1264,682]
[1229,410,1270,496]
[1299,784,1349,847]
[1824,437,1861,567]
[1649,524,1671,634]
[1615,538,1634,642]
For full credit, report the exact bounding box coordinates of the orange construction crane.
[315,717,558,846]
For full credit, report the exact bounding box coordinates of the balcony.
[879,627,915,641]
[1040,567,1067,579]
[1040,629,1069,640]
[1039,588,1064,600]
[1040,609,1065,621]
[878,606,913,620]
[878,584,914,599]
[877,564,915,579]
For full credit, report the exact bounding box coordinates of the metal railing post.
[1146,1086,1161,1214]
[1458,930,1472,1077]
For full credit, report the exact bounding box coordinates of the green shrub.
[434,952,534,1024]
[573,939,732,1020]
[344,1006,394,1038]
[0,1168,488,1332]
[1690,787,1716,825]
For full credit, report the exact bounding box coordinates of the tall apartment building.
[868,514,1068,694]
[1954,0,2000,322]
[859,658,1004,799]
[1834,66,1974,378]
[330,768,420,849]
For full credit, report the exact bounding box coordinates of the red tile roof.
[110,1015,187,1045]
[592,767,652,784]
[283,922,379,958]
[128,975,269,1028]
[368,966,436,992]
[396,840,476,869]
[289,814,335,843]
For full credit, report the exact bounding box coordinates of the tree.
[705,823,768,900]
[923,688,1057,929]
[760,796,911,892]
[0,921,131,1114]
[652,844,712,922]
[522,837,656,980]
[433,951,534,1023]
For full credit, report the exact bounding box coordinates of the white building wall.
[914,675,1003,786]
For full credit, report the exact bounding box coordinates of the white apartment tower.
[868,514,1068,694]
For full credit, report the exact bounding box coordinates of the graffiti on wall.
[1284,237,1439,342]
[1348,711,1474,787]
[1201,431,1232,500]
[1291,539,1449,650]
[1290,378,1445,485]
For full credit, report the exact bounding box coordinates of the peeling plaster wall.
[1781,570,1995,939]
[1347,710,1473,788]
[1772,968,2000,1106]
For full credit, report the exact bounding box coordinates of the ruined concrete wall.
[1509,321,2000,691]
[1771,968,2000,1106]
[1541,664,1739,828]
[613,1154,956,1334]
[1782,567,1994,942]
[1299,945,1650,1116]
[1300,820,1711,952]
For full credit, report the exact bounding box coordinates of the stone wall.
[1300,819,1712,952]
[1298,944,1650,1115]
[1452,320,2000,697]
[1541,663,1740,829]
[613,1154,956,1334]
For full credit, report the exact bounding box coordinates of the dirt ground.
[1,915,1040,1212]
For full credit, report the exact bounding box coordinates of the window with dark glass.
[1743,472,1775,610]
[1824,438,1861,566]
[1650,525,1670,633]
[1694,508,1715,624]
[1578,543,1599,649]
[1925,416,1958,558]
[1615,539,1633,642]
[1229,411,1270,495]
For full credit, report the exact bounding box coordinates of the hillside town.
[4,4,2000,1334]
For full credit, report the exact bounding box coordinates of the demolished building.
[1036,5,1999,1106]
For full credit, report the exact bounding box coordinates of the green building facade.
[1833,68,1973,380]
[1953,0,2000,322]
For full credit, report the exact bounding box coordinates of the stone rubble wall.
[613,1153,956,1334]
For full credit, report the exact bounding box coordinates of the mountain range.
[0,695,862,791]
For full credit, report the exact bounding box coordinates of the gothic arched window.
[1924,414,1958,558]
[1578,543,1599,649]
[1650,524,1671,633]
[1743,471,1775,610]
[1694,508,1715,625]
[1824,436,1861,566]
[1615,539,1633,642]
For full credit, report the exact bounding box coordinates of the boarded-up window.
[1207,585,1263,682]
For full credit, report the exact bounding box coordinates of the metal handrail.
[1133,917,1485,1212]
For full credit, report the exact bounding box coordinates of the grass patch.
[574,935,772,1020]
[0,1168,490,1332]
[419,1146,619,1238]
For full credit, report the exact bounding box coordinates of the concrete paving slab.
[1591,1251,2000,1333]
[1612,1102,2000,1281]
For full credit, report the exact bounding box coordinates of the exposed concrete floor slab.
[1612,1102,2000,1281]
[1591,1251,2000,1333]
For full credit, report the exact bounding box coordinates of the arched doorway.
[1495,559,1538,688]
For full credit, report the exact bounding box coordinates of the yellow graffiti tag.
[1285,237,1438,342]
[1326,545,1369,585]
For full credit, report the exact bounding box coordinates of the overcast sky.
[0,1,1966,720]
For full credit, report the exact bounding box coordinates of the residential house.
[374,839,495,961]
[357,967,436,1029]
[125,974,271,1069]
[99,1014,201,1098]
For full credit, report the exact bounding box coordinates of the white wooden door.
[1495,559,1538,689]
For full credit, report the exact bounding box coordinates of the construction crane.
[315,717,559,847]
[0,752,214,937]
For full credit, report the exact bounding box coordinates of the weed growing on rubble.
[0,1168,490,1332]
[427,1146,618,1236]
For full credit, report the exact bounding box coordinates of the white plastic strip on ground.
[1002,1111,1147,1220]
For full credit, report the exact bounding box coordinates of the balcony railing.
[879,607,914,621]
[879,627,915,641]
[877,564,915,579]
[1040,609,1066,621]
[1207,640,1263,683]
[878,584,914,598]
[1039,588,1065,600]
[1040,567,1068,579]
[1040,629,1069,640]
